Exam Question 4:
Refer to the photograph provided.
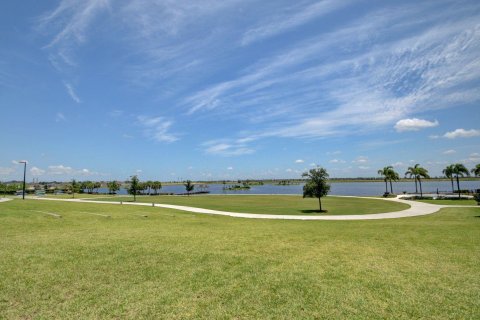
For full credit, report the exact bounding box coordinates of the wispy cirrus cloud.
[63,82,81,103]
[186,2,480,142]
[202,139,254,156]
[241,0,350,45]
[137,116,179,143]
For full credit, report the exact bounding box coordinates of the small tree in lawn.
[128,175,140,202]
[302,167,331,212]
[70,179,80,199]
[184,180,194,196]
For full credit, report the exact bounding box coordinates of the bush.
[473,193,480,205]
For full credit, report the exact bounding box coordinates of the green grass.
[89,195,410,215]
[0,199,479,319]
[43,193,119,199]
[417,199,478,206]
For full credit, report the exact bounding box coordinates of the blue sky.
[1,0,479,182]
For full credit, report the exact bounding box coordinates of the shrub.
[473,193,480,205]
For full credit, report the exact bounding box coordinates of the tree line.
[378,163,480,198]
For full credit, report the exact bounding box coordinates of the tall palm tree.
[378,166,392,194]
[452,163,470,199]
[472,164,480,177]
[388,168,400,194]
[443,164,455,193]
[405,166,418,194]
[405,164,429,197]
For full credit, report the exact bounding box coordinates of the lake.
[99,180,480,196]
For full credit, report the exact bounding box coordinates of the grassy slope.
[0,199,479,319]
[90,195,410,215]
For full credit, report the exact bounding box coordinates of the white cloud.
[295,159,304,163]
[329,159,346,164]
[55,112,66,122]
[0,167,16,175]
[48,165,74,175]
[137,116,179,143]
[227,166,233,170]
[63,82,81,103]
[309,163,317,167]
[30,166,46,176]
[47,164,99,176]
[391,162,404,167]
[358,166,370,170]
[241,0,348,45]
[352,156,368,164]
[443,128,480,139]
[202,138,254,157]
[442,149,456,155]
[394,118,439,132]
[285,168,293,172]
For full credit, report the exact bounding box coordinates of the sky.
[1,0,479,182]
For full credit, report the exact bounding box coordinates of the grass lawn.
[89,195,410,215]
[0,199,479,319]
[417,199,478,206]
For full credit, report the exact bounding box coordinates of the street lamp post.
[19,161,27,200]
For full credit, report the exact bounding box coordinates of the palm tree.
[378,166,392,194]
[184,180,194,196]
[405,164,429,197]
[443,164,455,193]
[472,164,480,177]
[405,166,418,194]
[452,163,470,199]
[388,168,399,194]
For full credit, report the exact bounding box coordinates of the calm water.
[100,180,479,197]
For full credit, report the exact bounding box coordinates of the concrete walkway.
[0,198,12,203]
[9,195,477,220]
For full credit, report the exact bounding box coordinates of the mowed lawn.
[0,199,479,319]
[416,199,478,206]
[90,195,410,215]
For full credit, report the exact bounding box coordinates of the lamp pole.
[19,161,27,200]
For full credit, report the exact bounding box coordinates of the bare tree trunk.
[385,179,388,193]
[419,177,423,198]
[414,178,418,194]
[450,177,454,193]
[318,197,322,212]
[456,175,461,199]
[389,179,393,194]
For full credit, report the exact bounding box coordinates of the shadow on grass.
[300,209,328,214]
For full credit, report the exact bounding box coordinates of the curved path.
[0,198,12,203]
[7,195,476,220]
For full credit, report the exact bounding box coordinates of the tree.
[184,180,194,196]
[405,164,429,197]
[70,179,80,198]
[93,182,101,193]
[471,164,480,177]
[405,166,418,194]
[128,175,140,202]
[151,181,162,195]
[302,167,331,212]
[107,181,121,194]
[452,163,470,199]
[443,164,455,193]
[378,167,390,193]
[377,166,398,194]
